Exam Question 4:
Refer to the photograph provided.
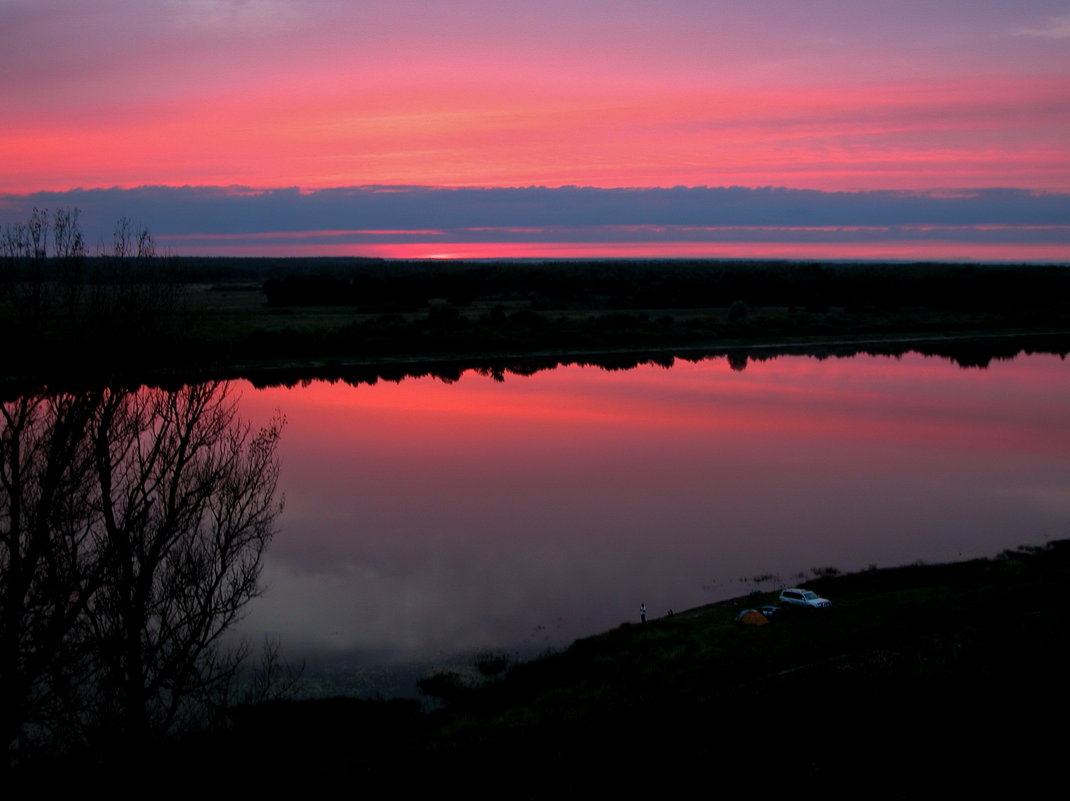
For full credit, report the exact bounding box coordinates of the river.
[231,347,1070,694]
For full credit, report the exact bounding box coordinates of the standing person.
[640,603,647,623]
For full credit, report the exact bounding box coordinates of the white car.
[779,588,831,610]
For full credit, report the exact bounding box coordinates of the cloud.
[1015,13,1070,38]
[1,185,1067,259]
[162,0,306,33]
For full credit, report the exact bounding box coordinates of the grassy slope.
[69,540,1065,797]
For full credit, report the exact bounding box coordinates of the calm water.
[233,351,1069,691]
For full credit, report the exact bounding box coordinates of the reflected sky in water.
[233,352,1069,677]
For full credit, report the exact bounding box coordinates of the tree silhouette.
[0,391,100,754]
[1,208,180,371]
[0,381,283,757]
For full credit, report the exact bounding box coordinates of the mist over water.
[232,351,1070,693]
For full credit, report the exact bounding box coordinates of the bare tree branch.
[1,382,285,757]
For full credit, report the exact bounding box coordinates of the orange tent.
[736,609,769,626]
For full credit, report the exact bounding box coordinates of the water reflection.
[234,351,1069,690]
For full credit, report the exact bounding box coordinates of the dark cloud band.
[2,185,1067,254]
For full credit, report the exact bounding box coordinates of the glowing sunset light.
[157,240,1070,263]
[7,74,1066,194]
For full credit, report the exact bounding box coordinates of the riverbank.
[28,539,1070,795]
[2,259,1068,389]
[4,323,1069,400]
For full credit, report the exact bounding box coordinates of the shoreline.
[5,327,1068,396]
[5,258,1068,390]
[34,538,1066,791]
[213,326,1070,377]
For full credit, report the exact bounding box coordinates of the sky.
[2,0,1069,260]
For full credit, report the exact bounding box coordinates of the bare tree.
[52,208,87,319]
[0,392,101,755]
[85,382,284,741]
[0,208,58,335]
[87,216,179,351]
[1,208,179,361]
[0,381,284,756]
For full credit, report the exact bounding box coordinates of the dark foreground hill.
[26,539,1070,797]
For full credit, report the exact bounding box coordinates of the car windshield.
[802,591,819,600]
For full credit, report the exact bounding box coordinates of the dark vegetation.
[260,257,1070,312]
[226,331,1070,396]
[16,540,1070,795]
[0,209,186,380]
[0,382,285,767]
[2,208,1069,388]
[246,259,1070,368]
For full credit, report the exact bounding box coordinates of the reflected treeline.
[219,333,1070,391]
[0,382,283,762]
[2,333,1065,404]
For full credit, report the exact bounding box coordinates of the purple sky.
[3,1,1068,259]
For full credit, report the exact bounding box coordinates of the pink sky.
[3,1,1069,259]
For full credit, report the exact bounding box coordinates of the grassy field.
[3,259,1069,385]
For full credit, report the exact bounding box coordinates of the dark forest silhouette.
[3,207,1069,386]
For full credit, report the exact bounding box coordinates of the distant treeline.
[231,333,1070,392]
[261,260,1070,313]
[239,301,1070,369]
[4,246,1070,385]
[4,333,1067,404]
[170,255,388,283]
